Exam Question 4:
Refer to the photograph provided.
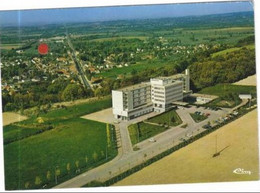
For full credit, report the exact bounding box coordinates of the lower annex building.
[112,69,192,120]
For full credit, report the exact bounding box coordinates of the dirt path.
[51,97,101,108]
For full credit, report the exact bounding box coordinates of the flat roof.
[169,73,186,79]
[190,93,218,99]
[151,77,183,86]
[115,72,187,92]
[117,82,150,92]
[172,101,189,106]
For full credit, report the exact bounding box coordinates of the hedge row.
[4,125,54,145]
[83,104,257,187]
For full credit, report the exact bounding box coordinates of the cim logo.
[233,168,252,175]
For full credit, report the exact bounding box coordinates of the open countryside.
[0,3,258,190]
[115,109,259,185]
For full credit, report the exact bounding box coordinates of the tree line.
[189,47,255,90]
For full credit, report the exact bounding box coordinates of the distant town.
[0,7,258,191]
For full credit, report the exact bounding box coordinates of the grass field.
[198,84,256,108]
[115,109,259,185]
[199,84,257,97]
[97,59,177,78]
[3,124,48,144]
[0,44,22,50]
[128,122,169,145]
[3,97,112,143]
[147,110,182,126]
[90,36,148,42]
[212,44,255,58]
[165,27,254,45]
[205,97,240,108]
[4,118,117,190]
[3,97,115,190]
[190,113,207,123]
[24,97,111,123]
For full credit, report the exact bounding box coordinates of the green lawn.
[147,110,182,126]
[4,118,117,190]
[206,98,241,108]
[3,96,116,190]
[39,96,112,121]
[3,124,52,145]
[128,110,182,145]
[190,113,207,123]
[198,84,256,108]
[128,122,168,145]
[96,59,177,78]
[3,97,112,144]
[199,84,257,97]
[211,44,255,58]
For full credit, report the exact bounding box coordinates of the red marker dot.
[38,43,49,55]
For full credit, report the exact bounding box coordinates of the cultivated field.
[233,74,256,86]
[0,44,22,50]
[212,44,255,58]
[115,109,259,186]
[2,112,28,126]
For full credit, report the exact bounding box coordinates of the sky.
[0,1,254,26]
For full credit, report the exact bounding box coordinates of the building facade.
[112,82,153,120]
[112,69,192,120]
[151,78,183,112]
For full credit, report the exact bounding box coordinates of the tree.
[75,160,80,173]
[101,150,105,158]
[24,182,30,189]
[85,156,88,166]
[62,84,84,101]
[92,151,98,161]
[55,168,61,184]
[46,171,51,181]
[94,88,103,97]
[35,176,42,186]
[106,124,111,148]
[66,163,71,174]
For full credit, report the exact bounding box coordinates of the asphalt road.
[66,32,93,90]
[53,105,233,189]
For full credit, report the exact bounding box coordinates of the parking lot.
[81,104,232,150]
[134,104,232,149]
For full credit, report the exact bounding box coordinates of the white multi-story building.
[112,82,153,120]
[151,78,183,112]
[112,69,192,120]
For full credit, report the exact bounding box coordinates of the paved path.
[81,108,115,124]
[53,106,232,189]
[232,99,248,111]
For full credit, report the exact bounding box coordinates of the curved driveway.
[54,106,231,189]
